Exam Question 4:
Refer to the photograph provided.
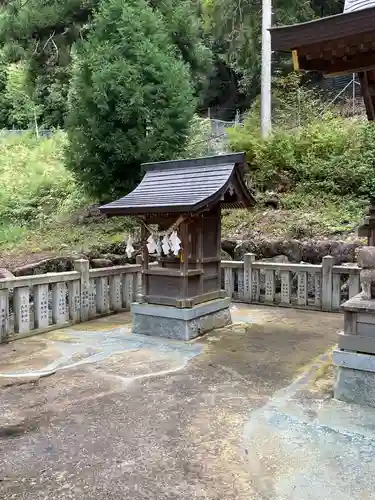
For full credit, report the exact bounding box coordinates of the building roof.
[270,7,375,53]
[99,153,256,216]
[270,3,375,120]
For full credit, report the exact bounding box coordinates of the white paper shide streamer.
[146,235,158,254]
[162,235,171,255]
[169,231,181,256]
[126,236,135,258]
[146,232,181,257]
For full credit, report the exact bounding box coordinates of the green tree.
[0,0,211,126]
[5,62,41,128]
[0,0,100,127]
[148,0,212,101]
[201,0,343,98]
[66,0,196,200]
[0,52,11,128]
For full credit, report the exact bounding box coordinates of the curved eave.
[100,173,255,216]
[270,7,375,52]
[100,154,255,217]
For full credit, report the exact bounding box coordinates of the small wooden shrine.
[100,152,255,339]
[270,0,375,243]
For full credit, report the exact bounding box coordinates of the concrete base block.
[131,298,232,340]
[335,366,375,407]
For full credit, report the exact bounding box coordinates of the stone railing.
[222,254,361,311]
[0,259,141,343]
[0,254,362,343]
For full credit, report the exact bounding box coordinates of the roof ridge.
[141,152,245,172]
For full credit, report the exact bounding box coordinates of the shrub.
[66,0,196,201]
[228,115,375,199]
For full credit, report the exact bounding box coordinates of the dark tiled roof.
[100,153,255,215]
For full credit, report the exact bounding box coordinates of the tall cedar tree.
[65,0,196,200]
[0,0,210,127]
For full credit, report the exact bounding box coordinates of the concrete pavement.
[0,305,343,499]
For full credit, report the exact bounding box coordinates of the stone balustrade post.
[73,259,90,321]
[322,256,334,311]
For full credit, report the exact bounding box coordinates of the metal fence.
[0,129,54,138]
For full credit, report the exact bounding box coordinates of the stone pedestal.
[131,298,232,341]
[334,295,375,406]
[334,247,375,407]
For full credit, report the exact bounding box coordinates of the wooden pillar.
[141,223,149,299]
[216,206,222,291]
[197,217,204,295]
[180,221,189,299]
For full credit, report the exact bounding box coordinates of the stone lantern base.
[334,246,375,407]
[334,295,375,407]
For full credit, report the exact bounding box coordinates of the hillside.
[0,129,367,271]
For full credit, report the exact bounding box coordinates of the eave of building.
[270,7,375,53]
[270,7,375,120]
[99,153,256,217]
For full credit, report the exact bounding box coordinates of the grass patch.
[222,191,364,241]
[0,122,369,267]
[0,131,87,227]
[0,224,29,247]
[0,218,136,257]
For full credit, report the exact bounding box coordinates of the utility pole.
[261,0,272,138]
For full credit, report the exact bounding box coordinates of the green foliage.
[222,190,363,241]
[0,0,211,127]
[228,115,375,200]
[0,52,11,128]
[0,132,84,226]
[0,0,99,128]
[202,0,342,96]
[66,0,196,200]
[271,72,329,128]
[5,63,41,128]
[182,115,215,158]
[149,0,212,100]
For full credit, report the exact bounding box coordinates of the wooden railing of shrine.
[0,254,361,343]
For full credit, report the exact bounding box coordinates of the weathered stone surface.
[263,191,280,209]
[0,305,343,500]
[101,254,130,266]
[258,255,291,294]
[132,300,232,340]
[233,238,362,264]
[359,268,375,299]
[335,366,375,407]
[357,246,375,269]
[87,240,141,260]
[221,239,238,259]
[12,256,77,276]
[90,258,114,268]
[221,249,233,261]
[341,294,375,312]
[0,268,15,280]
[69,204,105,224]
[244,360,375,500]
